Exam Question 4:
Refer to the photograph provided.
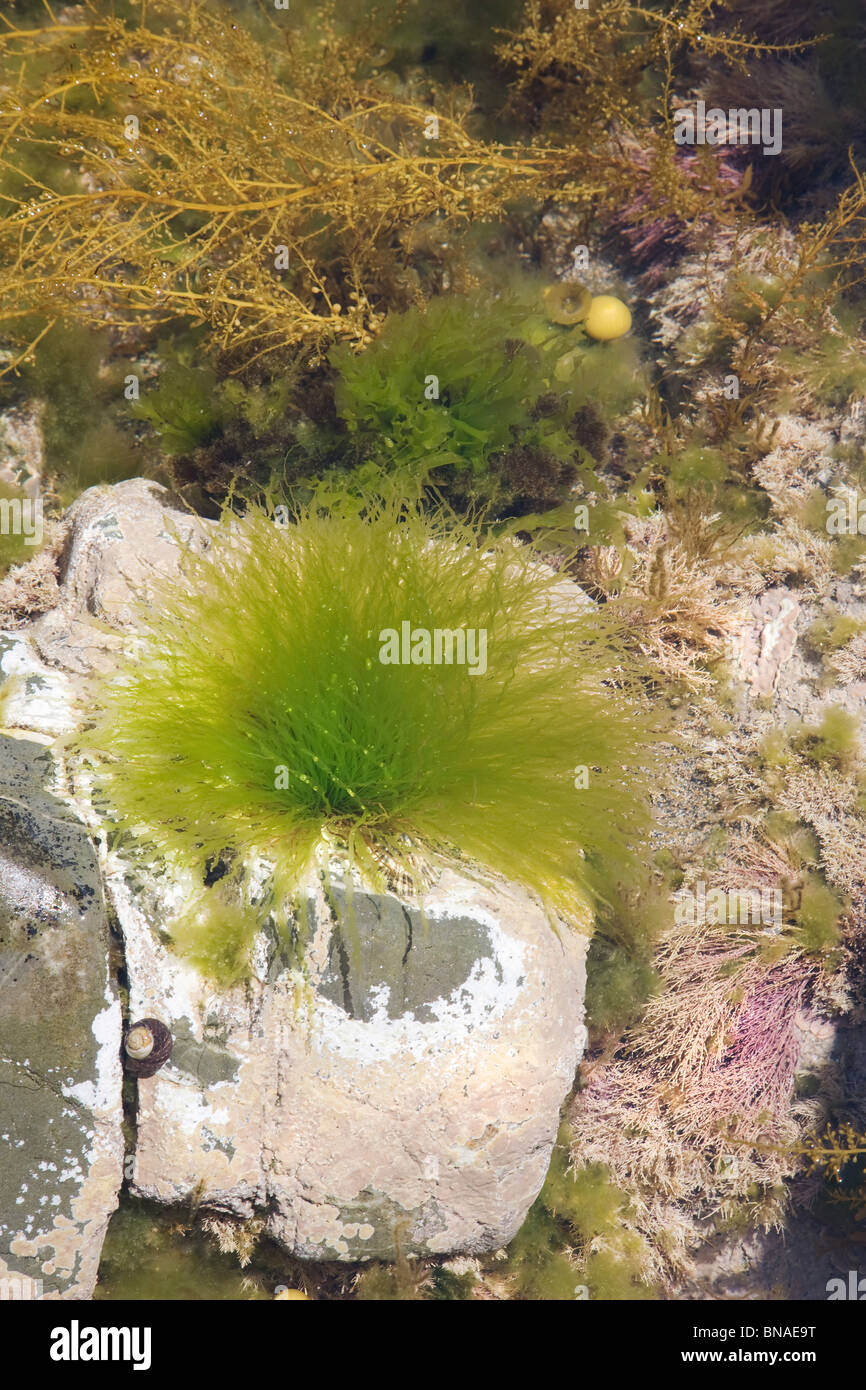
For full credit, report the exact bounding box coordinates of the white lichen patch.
[0,633,77,736]
[304,908,527,1066]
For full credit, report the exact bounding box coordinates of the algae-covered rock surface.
[3,479,591,1269]
[0,735,122,1299]
[3,0,866,1315]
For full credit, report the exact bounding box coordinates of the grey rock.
[0,735,123,1299]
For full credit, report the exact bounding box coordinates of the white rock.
[109,854,588,1259]
[30,477,212,676]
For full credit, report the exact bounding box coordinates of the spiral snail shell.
[123,1018,173,1078]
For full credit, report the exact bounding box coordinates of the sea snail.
[123,1018,173,1078]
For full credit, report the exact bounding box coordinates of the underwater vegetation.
[130,281,642,516]
[500,1125,655,1300]
[564,769,864,1287]
[693,0,866,202]
[798,1125,866,1225]
[760,706,862,791]
[94,1197,271,1302]
[0,0,591,368]
[583,861,673,1038]
[319,285,639,511]
[0,479,41,576]
[1,0,866,1306]
[351,1124,657,1299]
[327,290,613,507]
[0,321,143,504]
[1,0,864,533]
[76,496,661,975]
[0,0,824,375]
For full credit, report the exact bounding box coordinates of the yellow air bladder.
[583,295,632,341]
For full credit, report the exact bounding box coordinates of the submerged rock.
[0,478,590,1262]
[113,856,588,1260]
[30,476,211,678]
[0,405,43,499]
[0,734,123,1299]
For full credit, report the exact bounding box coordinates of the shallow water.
[94,1196,273,1301]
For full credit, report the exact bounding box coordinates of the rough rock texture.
[31,476,211,677]
[0,406,43,498]
[1,478,212,735]
[731,587,800,698]
[112,855,588,1260]
[0,734,123,1299]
